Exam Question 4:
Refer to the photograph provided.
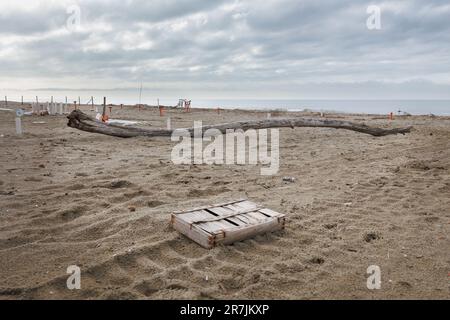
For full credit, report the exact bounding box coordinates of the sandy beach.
[0,101,449,299]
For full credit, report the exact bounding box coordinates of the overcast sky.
[1,0,450,99]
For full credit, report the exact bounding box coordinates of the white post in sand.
[15,117,22,135]
[15,109,24,135]
[167,117,171,130]
[267,112,271,119]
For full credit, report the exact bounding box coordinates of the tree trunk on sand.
[67,109,412,138]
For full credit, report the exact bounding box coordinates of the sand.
[0,101,449,299]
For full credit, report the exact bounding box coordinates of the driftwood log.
[67,109,412,138]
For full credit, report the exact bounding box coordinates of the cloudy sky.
[1,0,450,99]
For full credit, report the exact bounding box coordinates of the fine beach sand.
[0,101,449,299]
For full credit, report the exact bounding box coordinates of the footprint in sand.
[60,206,85,221]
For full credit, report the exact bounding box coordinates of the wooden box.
[170,199,286,248]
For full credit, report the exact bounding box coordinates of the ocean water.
[179,99,450,116]
[1,90,449,115]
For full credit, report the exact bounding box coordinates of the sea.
[1,90,449,115]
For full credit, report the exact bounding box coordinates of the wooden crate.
[170,199,286,248]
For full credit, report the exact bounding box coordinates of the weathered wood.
[171,199,285,248]
[67,109,412,138]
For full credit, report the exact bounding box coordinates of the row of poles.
[2,95,85,106]
[2,95,208,116]
[4,95,226,136]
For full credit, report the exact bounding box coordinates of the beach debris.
[364,231,381,243]
[344,202,353,207]
[67,110,413,138]
[282,176,295,183]
[309,257,325,265]
[170,199,286,249]
[107,119,139,126]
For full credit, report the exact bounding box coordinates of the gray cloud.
[0,0,449,98]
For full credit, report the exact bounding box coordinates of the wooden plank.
[213,205,260,226]
[229,202,269,221]
[217,217,285,245]
[191,206,264,224]
[245,210,272,222]
[171,214,213,248]
[173,198,247,214]
[194,209,237,231]
[259,208,284,218]
[207,206,247,227]
[176,210,207,223]
[175,209,234,236]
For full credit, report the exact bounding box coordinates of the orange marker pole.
[389,112,393,120]
[109,106,112,114]
[159,106,164,117]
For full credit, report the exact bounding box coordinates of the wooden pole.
[78,96,81,107]
[21,96,23,105]
[91,96,94,111]
[5,96,7,106]
[102,97,106,122]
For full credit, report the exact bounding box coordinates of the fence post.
[16,117,22,135]
[102,97,106,122]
